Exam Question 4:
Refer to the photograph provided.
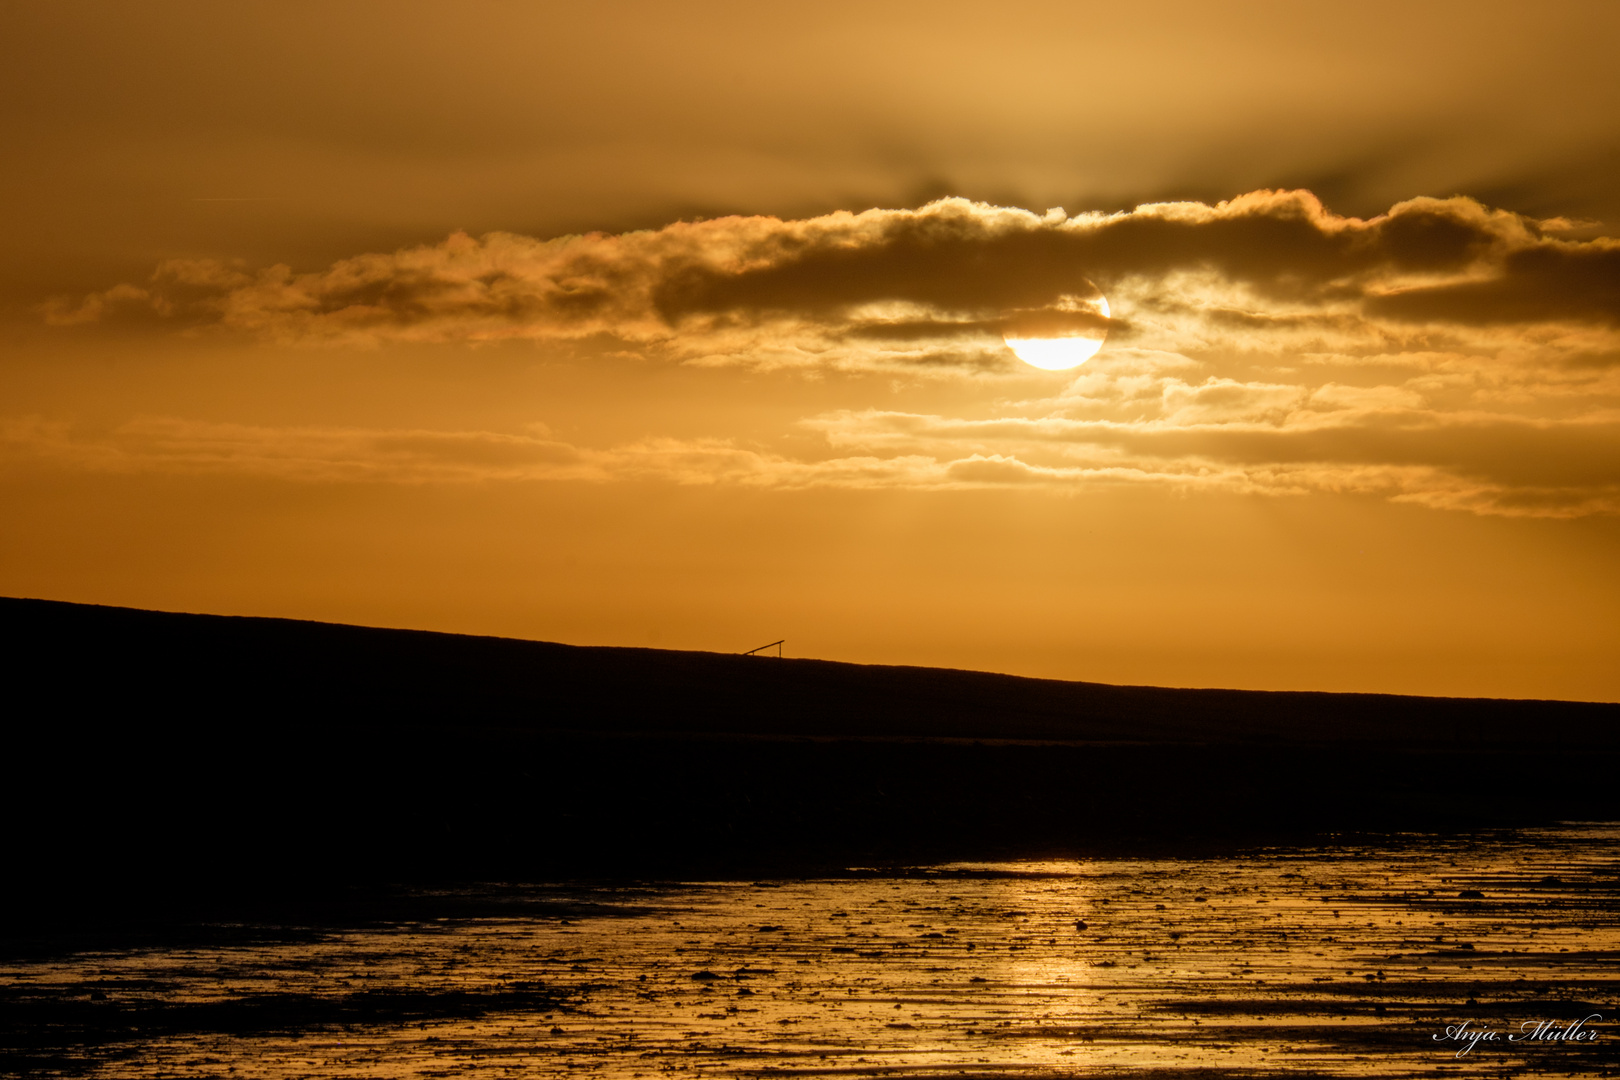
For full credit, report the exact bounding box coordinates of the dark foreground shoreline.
[5,596,1618,920]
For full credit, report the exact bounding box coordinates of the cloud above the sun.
[29,190,1620,517]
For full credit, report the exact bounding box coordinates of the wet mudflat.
[4,826,1617,1079]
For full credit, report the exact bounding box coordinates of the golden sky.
[3,0,1618,700]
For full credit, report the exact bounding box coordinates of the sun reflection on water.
[4,826,1617,1078]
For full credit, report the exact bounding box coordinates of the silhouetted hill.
[6,596,1613,745]
[3,596,1617,907]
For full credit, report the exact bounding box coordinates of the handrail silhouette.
[743,639,784,657]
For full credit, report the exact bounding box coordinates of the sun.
[1004,295,1110,370]
[1004,334,1105,370]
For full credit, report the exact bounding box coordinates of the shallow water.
[5,826,1618,1078]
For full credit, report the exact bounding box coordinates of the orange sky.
[3,0,1618,701]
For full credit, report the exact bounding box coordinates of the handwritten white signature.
[1434,1015,1602,1058]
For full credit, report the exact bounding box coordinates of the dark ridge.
[6,596,1612,744]
[3,596,1616,916]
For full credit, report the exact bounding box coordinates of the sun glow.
[1003,335,1104,369]
[1005,296,1110,370]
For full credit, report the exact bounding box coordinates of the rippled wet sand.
[5,826,1618,1078]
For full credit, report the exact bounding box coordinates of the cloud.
[5,394,1617,517]
[1366,241,1620,326]
[0,417,600,484]
[651,191,1532,321]
[43,190,1620,372]
[28,189,1620,517]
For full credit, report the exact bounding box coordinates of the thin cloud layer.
[32,190,1620,516]
[5,390,1617,517]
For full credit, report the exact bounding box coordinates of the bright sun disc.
[1003,335,1104,370]
[1004,296,1109,370]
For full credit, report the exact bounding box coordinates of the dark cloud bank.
[44,190,1620,344]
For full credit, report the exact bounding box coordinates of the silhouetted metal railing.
[742,639,783,657]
